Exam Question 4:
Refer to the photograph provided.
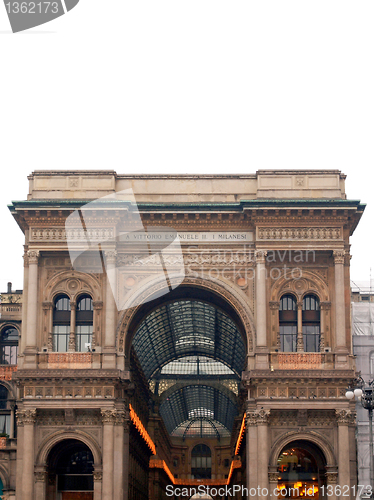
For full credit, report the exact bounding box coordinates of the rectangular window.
[52,325,69,352]
[0,345,18,365]
[280,325,297,352]
[303,325,320,352]
[76,325,93,352]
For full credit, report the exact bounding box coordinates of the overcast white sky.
[1,1,373,291]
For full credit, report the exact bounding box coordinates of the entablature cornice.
[13,369,131,384]
[243,369,355,383]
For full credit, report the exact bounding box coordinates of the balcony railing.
[277,353,323,370]
[0,366,17,381]
[47,352,92,369]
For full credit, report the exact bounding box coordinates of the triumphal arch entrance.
[8,170,363,499]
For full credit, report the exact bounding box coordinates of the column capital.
[26,250,40,264]
[255,250,267,264]
[268,471,280,482]
[93,300,103,310]
[42,301,53,311]
[269,301,279,310]
[335,409,355,425]
[246,408,270,426]
[114,409,130,426]
[325,470,338,484]
[320,301,331,311]
[16,408,37,425]
[101,408,117,424]
[333,250,345,265]
[104,250,117,264]
[93,470,103,481]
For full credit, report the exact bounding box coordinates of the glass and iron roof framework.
[133,299,246,439]
[133,300,246,379]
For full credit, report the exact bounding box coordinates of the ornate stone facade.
[4,170,364,500]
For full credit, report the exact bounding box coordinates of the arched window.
[191,444,211,479]
[0,326,19,365]
[50,440,94,494]
[53,295,71,352]
[302,295,320,352]
[279,295,297,352]
[0,385,11,436]
[76,295,93,352]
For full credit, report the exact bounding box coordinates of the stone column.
[255,250,269,369]
[123,418,130,500]
[68,301,76,352]
[320,302,331,352]
[246,411,258,497]
[9,404,15,439]
[17,409,37,500]
[256,409,270,499]
[268,470,279,500]
[113,409,128,500]
[101,409,115,500]
[19,251,30,367]
[25,251,40,367]
[333,251,347,352]
[325,468,338,500]
[42,302,53,352]
[336,409,354,494]
[296,301,304,352]
[93,468,103,500]
[103,250,117,369]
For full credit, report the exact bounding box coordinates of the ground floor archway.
[276,440,327,500]
[46,439,94,500]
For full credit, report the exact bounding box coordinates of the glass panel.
[133,300,246,379]
[77,296,93,311]
[303,325,320,352]
[280,295,296,311]
[280,325,297,352]
[55,296,71,311]
[1,327,18,342]
[303,295,320,311]
[53,325,70,352]
[0,386,8,410]
[0,345,18,365]
[0,415,11,435]
[76,325,93,352]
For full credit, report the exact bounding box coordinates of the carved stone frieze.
[258,227,342,240]
[30,227,114,242]
[117,251,254,268]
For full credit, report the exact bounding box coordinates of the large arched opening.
[127,285,248,494]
